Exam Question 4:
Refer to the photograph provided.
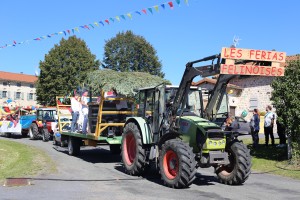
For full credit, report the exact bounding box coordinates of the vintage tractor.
[29,107,57,142]
[121,47,285,188]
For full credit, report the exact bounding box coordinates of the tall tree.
[103,30,164,77]
[271,57,300,163]
[36,36,100,105]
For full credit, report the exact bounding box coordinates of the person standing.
[70,93,81,132]
[250,109,260,148]
[264,105,275,146]
[276,119,286,148]
[81,90,89,134]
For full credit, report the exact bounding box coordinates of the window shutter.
[8,91,11,98]
[14,92,16,100]
[27,93,29,100]
[21,92,24,100]
[34,94,37,101]
[0,91,2,99]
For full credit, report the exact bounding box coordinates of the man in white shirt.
[264,105,275,146]
[71,94,81,132]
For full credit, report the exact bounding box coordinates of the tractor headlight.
[213,142,217,146]
[209,141,212,145]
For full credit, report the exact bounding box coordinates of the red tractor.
[28,107,57,142]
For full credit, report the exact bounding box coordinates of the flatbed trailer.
[55,94,135,155]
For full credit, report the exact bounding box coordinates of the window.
[29,93,33,100]
[249,97,258,110]
[30,84,34,88]
[3,82,7,86]
[17,82,21,87]
[16,92,21,99]
[2,91,7,98]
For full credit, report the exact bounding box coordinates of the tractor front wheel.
[216,141,251,185]
[159,139,197,188]
[121,122,147,176]
[42,128,50,142]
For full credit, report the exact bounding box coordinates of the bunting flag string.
[0,0,189,49]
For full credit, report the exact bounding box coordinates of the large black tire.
[68,136,81,156]
[121,122,147,176]
[42,128,50,142]
[216,141,251,185]
[4,132,12,138]
[110,144,121,154]
[159,139,197,188]
[29,123,39,140]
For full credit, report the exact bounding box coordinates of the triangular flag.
[135,11,141,15]
[72,29,75,34]
[47,35,51,38]
[75,27,79,32]
[94,22,99,27]
[185,0,189,5]
[89,24,94,28]
[161,4,166,9]
[105,19,110,24]
[148,8,153,14]
[176,0,180,5]
[58,32,63,34]
[67,30,71,34]
[115,16,120,21]
[121,15,126,20]
[154,5,159,12]
[168,2,174,9]
[142,9,147,14]
[63,31,67,36]
[84,25,90,30]
[99,21,104,26]
[80,26,85,29]
[110,18,115,22]
[127,13,132,19]
[13,40,17,44]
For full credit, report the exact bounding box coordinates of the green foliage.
[87,69,170,97]
[271,57,300,162]
[36,36,100,105]
[103,30,164,78]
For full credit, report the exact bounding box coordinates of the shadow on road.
[53,145,122,163]
[114,164,218,188]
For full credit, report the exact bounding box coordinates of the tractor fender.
[157,132,181,149]
[124,117,152,145]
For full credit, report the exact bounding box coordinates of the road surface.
[0,136,299,200]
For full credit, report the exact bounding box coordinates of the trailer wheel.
[21,130,28,137]
[110,144,121,154]
[68,136,81,156]
[121,122,147,176]
[42,128,50,142]
[159,139,197,188]
[29,123,39,140]
[216,141,251,185]
[4,132,12,138]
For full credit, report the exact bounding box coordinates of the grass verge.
[242,137,300,180]
[0,139,56,181]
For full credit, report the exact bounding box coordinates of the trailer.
[54,93,135,155]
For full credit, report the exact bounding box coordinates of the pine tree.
[36,36,100,105]
[103,30,164,77]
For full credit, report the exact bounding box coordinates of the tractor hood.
[180,116,221,130]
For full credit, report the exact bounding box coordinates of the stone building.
[0,71,38,108]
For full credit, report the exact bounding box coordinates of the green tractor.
[121,53,252,188]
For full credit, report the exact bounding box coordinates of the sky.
[0,0,299,85]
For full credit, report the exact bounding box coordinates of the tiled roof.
[0,71,37,83]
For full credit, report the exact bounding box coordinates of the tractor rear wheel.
[29,123,39,140]
[159,139,197,188]
[42,128,50,142]
[121,122,147,176]
[216,141,251,185]
[68,136,81,156]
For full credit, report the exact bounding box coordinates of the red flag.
[67,30,71,34]
[142,9,147,14]
[105,19,110,24]
[13,40,17,44]
[84,25,90,30]
[168,2,174,8]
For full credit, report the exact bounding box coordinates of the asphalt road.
[0,135,300,200]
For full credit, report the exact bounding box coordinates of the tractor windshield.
[37,110,57,121]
